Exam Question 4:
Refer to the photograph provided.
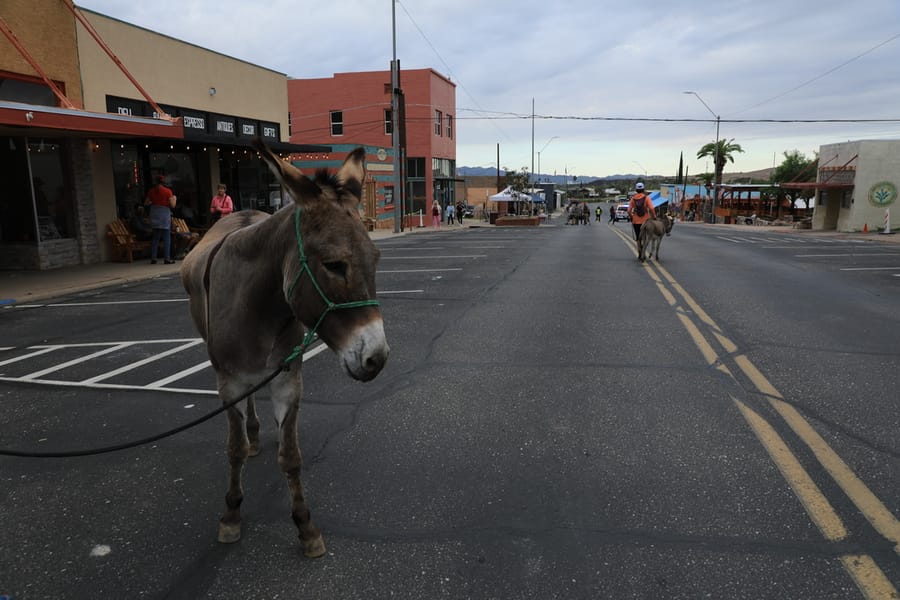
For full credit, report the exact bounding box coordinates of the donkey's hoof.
[302,535,326,558]
[217,522,242,543]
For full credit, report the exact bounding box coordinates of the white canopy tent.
[489,186,532,203]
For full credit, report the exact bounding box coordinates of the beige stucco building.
[1,2,319,269]
[808,140,899,233]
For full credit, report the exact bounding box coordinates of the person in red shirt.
[144,175,176,264]
[209,184,234,224]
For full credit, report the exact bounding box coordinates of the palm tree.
[696,138,744,187]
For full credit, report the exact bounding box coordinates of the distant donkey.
[638,214,675,262]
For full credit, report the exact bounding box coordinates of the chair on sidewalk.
[107,218,151,263]
[172,217,200,258]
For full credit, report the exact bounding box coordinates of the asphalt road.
[1,218,898,599]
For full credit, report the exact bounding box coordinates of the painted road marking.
[0,340,331,395]
[795,253,900,258]
[378,268,463,274]
[379,255,487,260]
[609,224,900,597]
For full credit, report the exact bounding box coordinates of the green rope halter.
[282,205,380,367]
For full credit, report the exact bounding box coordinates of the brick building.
[287,68,457,228]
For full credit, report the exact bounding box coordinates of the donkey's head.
[253,139,389,381]
[664,214,675,236]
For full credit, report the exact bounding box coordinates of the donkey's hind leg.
[272,373,325,558]
[218,398,250,543]
[246,395,260,457]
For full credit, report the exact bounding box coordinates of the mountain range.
[457,166,775,185]
[456,166,641,185]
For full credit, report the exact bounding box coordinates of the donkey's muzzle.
[341,319,389,381]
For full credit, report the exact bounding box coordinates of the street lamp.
[537,136,558,183]
[684,91,720,223]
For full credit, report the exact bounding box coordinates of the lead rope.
[0,206,379,458]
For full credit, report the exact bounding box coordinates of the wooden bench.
[172,217,200,257]
[107,218,151,262]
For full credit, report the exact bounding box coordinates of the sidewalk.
[0,221,481,306]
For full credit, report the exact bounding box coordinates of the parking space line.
[22,342,135,380]
[83,339,204,384]
[146,360,212,388]
[0,346,60,367]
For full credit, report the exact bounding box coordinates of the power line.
[455,110,900,124]
[732,32,900,116]
[395,0,512,142]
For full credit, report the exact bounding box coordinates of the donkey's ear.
[336,147,367,202]
[252,138,320,203]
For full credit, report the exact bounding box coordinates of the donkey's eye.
[323,261,348,279]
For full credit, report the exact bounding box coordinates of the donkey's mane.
[312,169,362,200]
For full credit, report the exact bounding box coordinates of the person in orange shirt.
[627,182,656,240]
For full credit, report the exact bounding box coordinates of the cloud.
[77,0,900,177]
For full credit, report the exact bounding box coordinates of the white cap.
[635,182,645,190]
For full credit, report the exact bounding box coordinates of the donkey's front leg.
[218,403,249,543]
[273,376,325,558]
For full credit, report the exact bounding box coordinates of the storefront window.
[29,139,74,240]
[0,136,34,243]
[150,150,199,226]
[219,150,282,214]
[111,143,144,218]
[0,136,74,243]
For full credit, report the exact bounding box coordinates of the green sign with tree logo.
[868,181,897,207]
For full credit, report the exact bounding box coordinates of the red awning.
[0,101,182,139]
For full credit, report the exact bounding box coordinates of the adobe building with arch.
[785,139,899,233]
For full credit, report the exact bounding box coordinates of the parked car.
[463,205,475,218]
[614,203,630,222]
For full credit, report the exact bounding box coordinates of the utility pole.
[391,1,401,233]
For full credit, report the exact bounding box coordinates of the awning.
[0,101,182,139]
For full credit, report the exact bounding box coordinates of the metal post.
[712,115,720,223]
[684,91,719,223]
[391,1,401,233]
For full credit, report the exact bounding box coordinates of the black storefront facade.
[105,95,329,229]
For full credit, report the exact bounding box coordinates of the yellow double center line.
[610,225,899,599]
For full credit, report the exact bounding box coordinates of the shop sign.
[868,181,897,207]
[105,95,281,143]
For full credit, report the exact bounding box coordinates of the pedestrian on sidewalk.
[144,175,176,264]
[431,199,441,228]
[209,184,234,224]
[445,202,455,225]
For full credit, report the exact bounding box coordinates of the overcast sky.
[77,0,900,179]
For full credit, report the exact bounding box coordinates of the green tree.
[505,167,529,192]
[696,138,744,188]
[771,150,817,184]
[771,150,818,213]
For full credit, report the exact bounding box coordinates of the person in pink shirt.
[209,183,234,224]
